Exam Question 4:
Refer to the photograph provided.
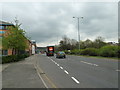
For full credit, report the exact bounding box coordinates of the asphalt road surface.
[2,54,118,88]
[36,54,118,88]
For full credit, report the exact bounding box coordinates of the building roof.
[0,21,14,26]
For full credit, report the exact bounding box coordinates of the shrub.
[99,45,118,57]
[2,54,29,64]
[71,49,80,55]
[24,54,29,58]
[80,48,99,56]
[64,50,71,54]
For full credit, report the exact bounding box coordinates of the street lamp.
[73,16,83,50]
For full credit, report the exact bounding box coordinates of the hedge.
[71,49,81,55]
[99,45,118,57]
[2,54,29,64]
[65,45,119,58]
[80,48,99,56]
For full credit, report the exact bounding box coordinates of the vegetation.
[80,48,99,56]
[2,54,29,64]
[56,36,119,58]
[99,45,118,57]
[2,18,29,64]
[2,19,28,55]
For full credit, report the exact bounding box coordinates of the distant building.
[31,40,37,55]
[25,39,32,56]
[36,47,46,54]
[107,42,118,46]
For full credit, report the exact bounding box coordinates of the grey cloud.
[1,2,118,46]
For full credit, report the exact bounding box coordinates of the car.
[56,51,66,58]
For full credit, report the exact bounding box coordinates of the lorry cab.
[46,46,54,56]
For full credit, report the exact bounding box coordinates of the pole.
[78,18,80,50]
[73,16,83,51]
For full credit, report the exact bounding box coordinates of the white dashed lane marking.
[60,67,63,69]
[81,61,99,67]
[57,64,60,66]
[64,70,69,74]
[49,57,81,84]
[116,69,120,72]
[71,77,80,84]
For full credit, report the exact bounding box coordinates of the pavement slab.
[2,55,46,88]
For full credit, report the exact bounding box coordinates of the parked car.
[56,51,66,58]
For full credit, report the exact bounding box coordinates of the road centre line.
[60,67,63,69]
[71,77,80,84]
[49,57,81,85]
[52,60,55,62]
[49,58,59,66]
[55,62,57,64]
[116,69,120,72]
[57,64,59,66]
[81,61,99,66]
[64,70,69,74]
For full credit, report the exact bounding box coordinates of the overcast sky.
[1,1,118,47]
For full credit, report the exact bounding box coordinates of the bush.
[61,45,119,58]
[71,49,81,55]
[99,45,118,57]
[80,48,99,56]
[2,54,29,64]
[64,50,70,54]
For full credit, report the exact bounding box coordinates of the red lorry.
[46,46,54,56]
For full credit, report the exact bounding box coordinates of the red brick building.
[0,21,36,56]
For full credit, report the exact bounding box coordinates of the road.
[2,54,118,88]
[37,54,118,88]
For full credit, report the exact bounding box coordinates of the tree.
[59,35,70,50]
[70,39,78,50]
[93,36,107,48]
[2,19,28,55]
[84,39,93,48]
[59,35,78,50]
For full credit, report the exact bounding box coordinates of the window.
[0,26,7,30]
[2,50,8,56]
[0,31,5,34]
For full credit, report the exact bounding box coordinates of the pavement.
[2,55,46,88]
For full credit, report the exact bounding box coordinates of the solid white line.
[71,77,80,84]
[60,67,63,69]
[64,70,69,74]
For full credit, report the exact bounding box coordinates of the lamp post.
[73,16,83,50]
